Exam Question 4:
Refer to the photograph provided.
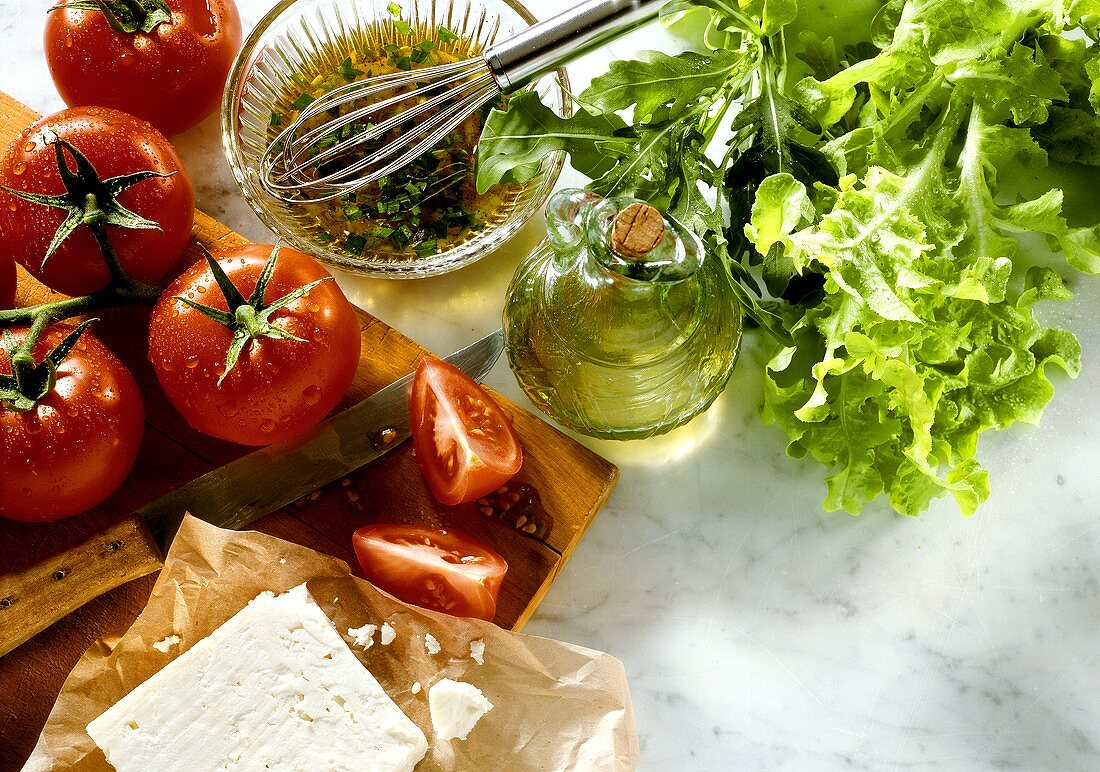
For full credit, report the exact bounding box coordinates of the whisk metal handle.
[486,0,664,90]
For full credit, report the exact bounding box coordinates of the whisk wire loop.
[256,0,664,206]
[260,58,499,204]
[270,80,498,203]
[268,58,489,174]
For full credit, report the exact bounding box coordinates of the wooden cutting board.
[0,91,617,768]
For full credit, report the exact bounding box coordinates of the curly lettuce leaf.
[750,102,1082,515]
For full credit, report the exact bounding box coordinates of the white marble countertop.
[4,0,1100,768]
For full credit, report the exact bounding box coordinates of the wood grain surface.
[0,92,617,769]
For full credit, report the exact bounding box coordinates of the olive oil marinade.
[268,8,516,263]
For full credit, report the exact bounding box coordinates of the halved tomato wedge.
[352,524,508,621]
[409,355,523,506]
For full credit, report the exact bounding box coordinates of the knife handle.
[0,516,164,658]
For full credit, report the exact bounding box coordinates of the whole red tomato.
[352,524,509,621]
[0,324,144,522]
[148,244,362,446]
[0,107,194,296]
[0,255,14,309]
[45,0,242,136]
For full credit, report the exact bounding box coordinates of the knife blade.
[0,329,504,658]
[142,327,504,554]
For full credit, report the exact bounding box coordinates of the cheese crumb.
[380,622,396,645]
[151,634,180,654]
[424,633,441,655]
[469,639,485,665]
[411,681,422,694]
[428,679,493,741]
[333,597,339,603]
[347,624,377,649]
[278,558,286,564]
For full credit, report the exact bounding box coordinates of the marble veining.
[2,1,1099,769]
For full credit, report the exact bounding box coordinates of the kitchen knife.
[0,329,504,658]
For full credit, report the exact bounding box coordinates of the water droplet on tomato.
[161,358,175,372]
[12,162,26,176]
[22,487,31,498]
[24,422,41,435]
[218,401,240,417]
[197,285,207,294]
[23,142,34,153]
[185,356,199,369]
[65,33,73,47]
[302,385,323,405]
[260,418,276,433]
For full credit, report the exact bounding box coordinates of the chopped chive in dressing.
[269,8,513,260]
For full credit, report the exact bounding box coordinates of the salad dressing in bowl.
[222,0,569,278]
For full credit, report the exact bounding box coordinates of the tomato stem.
[90,221,130,287]
[176,244,330,386]
[0,319,98,411]
[0,137,165,330]
[0,136,171,410]
[5,301,54,395]
[0,279,161,327]
[49,0,173,35]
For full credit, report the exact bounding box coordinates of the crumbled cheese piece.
[332,597,339,603]
[411,682,422,695]
[428,679,493,741]
[424,633,441,655]
[469,639,485,666]
[278,558,286,564]
[86,585,427,772]
[347,624,377,649]
[380,622,396,646]
[151,634,180,654]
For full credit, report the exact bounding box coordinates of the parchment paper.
[23,516,639,771]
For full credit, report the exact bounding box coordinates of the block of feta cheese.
[86,584,428,772]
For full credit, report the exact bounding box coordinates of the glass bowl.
[222,0,569,279]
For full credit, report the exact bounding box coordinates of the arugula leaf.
[475,92,629,193]
[581,49,749,121]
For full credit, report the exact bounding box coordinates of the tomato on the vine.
[0,107,194,296]
[148,244,362,446]
[45,0,242,137]
[410,356,523,506]
[352,524,509,621]
[0,323,144,522]
[0,255,14,310]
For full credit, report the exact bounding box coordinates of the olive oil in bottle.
[503,190,743,440]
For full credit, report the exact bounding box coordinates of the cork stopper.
[610,202,665,260]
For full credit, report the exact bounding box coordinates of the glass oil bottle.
[503,190,743,440]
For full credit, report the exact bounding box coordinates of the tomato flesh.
[0,107,194,296]
[0,325,145,522]
[352,524,508,621]
[410,356,523,506]
[148,244,362,446]
[45,0,243,136]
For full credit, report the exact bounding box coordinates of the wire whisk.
[259,0,662,205]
